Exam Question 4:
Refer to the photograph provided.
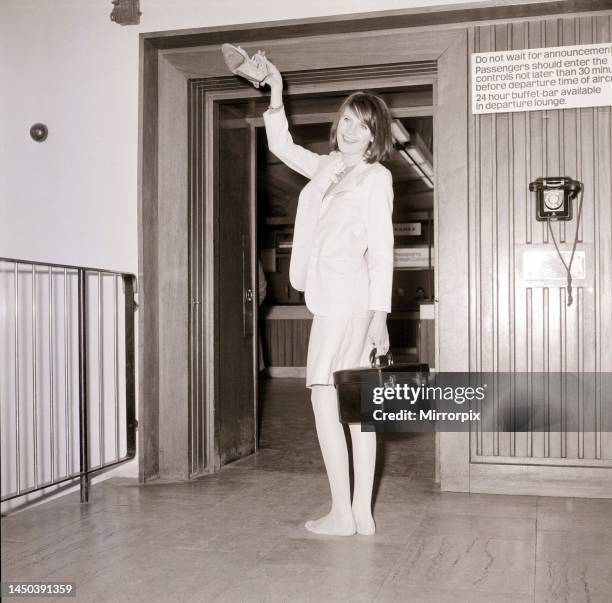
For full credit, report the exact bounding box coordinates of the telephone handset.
[529,176,584,307]
[529,177,581,221]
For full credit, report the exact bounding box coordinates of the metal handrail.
[0,258,138,504]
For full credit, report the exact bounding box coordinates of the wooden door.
[215,103,256,467]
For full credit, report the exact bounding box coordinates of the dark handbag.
[333,349,429,424]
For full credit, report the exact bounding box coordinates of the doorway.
[141,26,469,487]
[211,85,437,478]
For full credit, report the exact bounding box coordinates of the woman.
[262,59,394,536]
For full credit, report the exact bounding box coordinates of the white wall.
[0,0,498,512]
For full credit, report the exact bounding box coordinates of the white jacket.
[263,106,394,317]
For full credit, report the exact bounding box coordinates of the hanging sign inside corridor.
[471,42,612,114]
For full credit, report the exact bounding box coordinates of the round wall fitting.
[30,123,48,142]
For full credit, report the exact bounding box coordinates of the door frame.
[140,21,470,487]
[140,2,603,486]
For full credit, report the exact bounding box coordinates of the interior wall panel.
[470,15,612,466]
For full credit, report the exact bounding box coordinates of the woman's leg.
[306,385,356,535]
[348,425,377,535]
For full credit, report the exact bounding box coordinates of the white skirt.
[306,312,374,388]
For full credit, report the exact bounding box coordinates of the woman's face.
[336,107,373,158]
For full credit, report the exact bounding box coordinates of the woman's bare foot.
[305,511,356,536]
[352,506,376,535]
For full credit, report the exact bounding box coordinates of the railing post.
[124,276,137,456]
[78,269,90,503]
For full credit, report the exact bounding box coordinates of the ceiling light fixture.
[391,120,434,189]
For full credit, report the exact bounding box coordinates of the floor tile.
[380,532,535,596]
[535,529,612,602]
[536,496,612,532]
[214,562,388,603]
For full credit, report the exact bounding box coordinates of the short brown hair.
[329,91,394,164]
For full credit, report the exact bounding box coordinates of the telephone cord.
[545,185,584,307]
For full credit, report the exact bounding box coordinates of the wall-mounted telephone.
[529,176,584,307]
[529,177,581,222]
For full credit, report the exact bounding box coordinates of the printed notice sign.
[471,43,612,115]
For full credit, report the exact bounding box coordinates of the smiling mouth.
[342,135,358,143]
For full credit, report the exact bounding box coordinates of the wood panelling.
[262,319,312,367]
[469,15,612,465]
[471,463,612,498]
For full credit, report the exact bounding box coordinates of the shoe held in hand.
[221,43,270,88]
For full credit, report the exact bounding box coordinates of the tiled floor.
[2,378,612,602]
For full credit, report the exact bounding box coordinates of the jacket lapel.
[328,159,372,197]
[312,155,374,200]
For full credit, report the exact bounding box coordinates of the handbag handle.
[369,348,394,368]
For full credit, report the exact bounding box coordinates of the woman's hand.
[367,311,389,357]
[260,56,283,108]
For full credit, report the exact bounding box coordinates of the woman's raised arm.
[261,57,322,179]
